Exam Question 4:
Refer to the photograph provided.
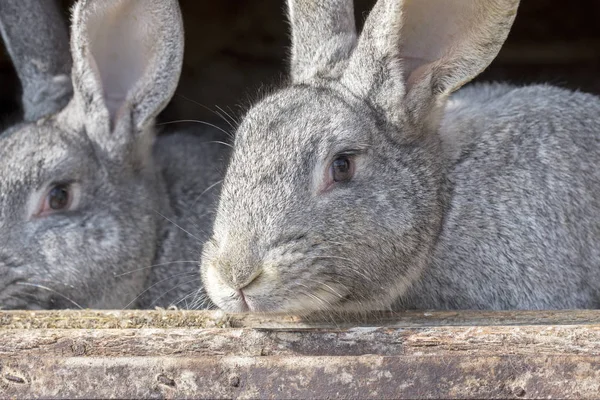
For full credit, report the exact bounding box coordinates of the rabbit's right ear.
[0,0,73,122]
[341,0,519,131]
[287,0,357,82]
[70,0,183,156]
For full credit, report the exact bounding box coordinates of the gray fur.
[288,0,357,82]
[201,0,600,313]
[0,0,73,121]
[0,0,226,310]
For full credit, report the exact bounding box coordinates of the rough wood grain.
[1,310,600,399]
[2,309,600,329]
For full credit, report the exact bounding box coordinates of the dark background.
[1,0,599,127]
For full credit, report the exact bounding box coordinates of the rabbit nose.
[214,234,263,290]
[221,264,262,291]
[217,251,262,290]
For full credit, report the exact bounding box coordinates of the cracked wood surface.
[1,310,599,399]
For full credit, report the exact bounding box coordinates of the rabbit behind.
[201,0,600,313]
[0,0,227,310]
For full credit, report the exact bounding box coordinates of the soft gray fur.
[0,0,226,310]
[0,0,73,122]
[201,0,600,313]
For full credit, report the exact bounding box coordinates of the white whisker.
[215,105,238,128]
[16,282,83,310]
[149,278,202,307]
[157,119,232,139]
[191,180,223,208]
[151,209,202,242]
[113,261,200,277]
[122,271,200,310]
[174,94,237,133]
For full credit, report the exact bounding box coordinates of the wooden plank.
[2,309,600,329]
[1,325,600,358]
[0,310,599,399]
[2,355,599,399]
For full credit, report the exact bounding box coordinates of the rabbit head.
[202,0,519,314]
[0,0,184,309]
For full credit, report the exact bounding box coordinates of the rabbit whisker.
[122,271,200,310]
[175,289,207,310]
[305,278,344,299]
[157,119,233,140]
[149,277,202,307]
[174,289,201,309]
[191,294,215,310]
[203,140,234,149]
[174,93,237,133]
[16,282,83,310]
[298,284,334,309]
[191,179,223,208]
[151,208,203,242]
[215,105,239,128]
[113,260,200,277]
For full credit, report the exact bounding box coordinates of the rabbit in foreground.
[0,0,226,309]
[201,0,600,313]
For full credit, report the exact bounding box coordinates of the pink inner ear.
[399,0,474,64]
[396,0,517,97]
[85,0,155,123]
[401,57,433,92]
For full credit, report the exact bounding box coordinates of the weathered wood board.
[1,310,599,399]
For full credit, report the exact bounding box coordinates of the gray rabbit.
[201,0,600,313]
[0,0,227,309]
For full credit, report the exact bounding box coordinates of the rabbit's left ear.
[341,0,519,128]
[70,0,184,153]
[0,0,73,122]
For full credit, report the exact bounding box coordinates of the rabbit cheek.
[37,216,121,281]
[81,215,121,256]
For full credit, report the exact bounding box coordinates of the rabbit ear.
[70,0,183,151]
[287,0,357,82]
[341,0,519,129]
[0,0,73,122]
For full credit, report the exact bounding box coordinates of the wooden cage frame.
[1,309,599,398]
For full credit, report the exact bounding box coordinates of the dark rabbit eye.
[36,183,75,217]
[48,185,71,210]
[330,155,354,183]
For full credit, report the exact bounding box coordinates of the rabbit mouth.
[216,287,282,313]
[214,281,352,314]
[233,289,251,312]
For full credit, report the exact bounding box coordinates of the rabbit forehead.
[0,123,93,192]
[237,86,371,156]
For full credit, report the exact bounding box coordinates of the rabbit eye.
[321,153,359,193]
[38,183,73,216]
[330,155,354,183]
[48,185,71,210]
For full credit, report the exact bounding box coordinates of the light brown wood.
[1,310,600,399]
[3,308,600,329]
